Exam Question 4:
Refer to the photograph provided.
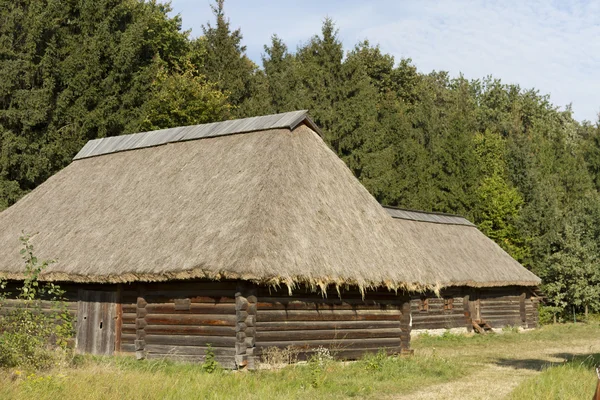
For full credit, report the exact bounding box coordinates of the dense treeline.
[2,0,600,316]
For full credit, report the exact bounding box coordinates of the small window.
[419,297,429,312]
[444,297,454,311]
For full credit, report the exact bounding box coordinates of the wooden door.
[469,289,481,322]
[76,289,117,355]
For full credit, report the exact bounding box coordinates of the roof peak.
[74,110,320,160]
[383,206,475,227]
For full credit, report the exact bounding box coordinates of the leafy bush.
[538,305,564,325]
[0,235,74,370]
[200,344,220,373]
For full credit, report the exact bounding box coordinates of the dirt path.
[392,342,600,400]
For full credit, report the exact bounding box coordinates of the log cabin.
[384,206,541,334]
[0,111,541,368]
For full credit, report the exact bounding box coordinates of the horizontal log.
[123,313,136,325]
[145,303,236,315]
[145,344,236,356]
[481,310,520,316]
[257,301,402,311]
[122,323,137,335]
[256,320,401,331]
[411,314,466,322]
[121,333,137,343]
[144,334,236,347]
[143,324,236,336]
[122,304,137,313]
[257,328,401,342]
[256,337,401,350]
[257,310,402,323]
[144,314,237,326]
[120,344,136,353]
[257,293,407,304]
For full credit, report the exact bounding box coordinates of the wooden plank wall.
[255,286,410,361]
[410,288,466,330]
[120,281,238,368]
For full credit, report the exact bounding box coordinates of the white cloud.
[170,0,600,121]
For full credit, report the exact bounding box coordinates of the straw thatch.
[384,206,541,287]
[0,110,540,291]
[0,112,440,291]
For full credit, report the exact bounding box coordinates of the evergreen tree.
[198,0,258,115]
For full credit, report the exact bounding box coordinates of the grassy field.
[0,323,599,399]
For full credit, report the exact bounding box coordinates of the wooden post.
[464,293,473,332]
[399,295,412,355]
[235,282,257,369]
[115,284,123,353]
[135,284,147,360]
[519,292,527,328]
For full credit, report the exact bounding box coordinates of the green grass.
[509,354,600,400]
[0,352,467,400]
[1,322,599,399]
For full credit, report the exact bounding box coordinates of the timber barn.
[0,111,540,368]
[384,206,541,334]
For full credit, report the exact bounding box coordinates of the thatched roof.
[384,206,541,288]
[0,110,540,290]
[0,111,441,291]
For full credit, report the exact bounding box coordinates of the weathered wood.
[116,284,123,352]
[144,334,236,347]
[135,285,147,359]
[257,310,402,322]
[256,320,401,331]
[143,324,236,336]
[144,314,237,326]
[520,292,527,324]
[174,299,192,311]
[144,303,236,315]
[145,344,236,356]
[258,301,404,311]
[76,289,117,356]
[256,328,402,342]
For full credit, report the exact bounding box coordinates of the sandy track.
[392,342,599,400]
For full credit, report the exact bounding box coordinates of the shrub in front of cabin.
[0,235,74,370]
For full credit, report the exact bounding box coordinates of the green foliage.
[197,0,258,115]
[307,346,334,388]
[0,0,225,211]
[200,344,219,374]
[137,59,231,131]
[0,235,74,370]
[538,305,564,325]
[360,349,388,372]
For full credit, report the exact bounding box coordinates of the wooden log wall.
[254,286,411,361]
[120,281,238,369]
[524,291,539,328]
[410,288,466,330]
[479,287,526,328]
[410,286,540,331]
[234,283,257,369]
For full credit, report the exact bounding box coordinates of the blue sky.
[169,0,600,122]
